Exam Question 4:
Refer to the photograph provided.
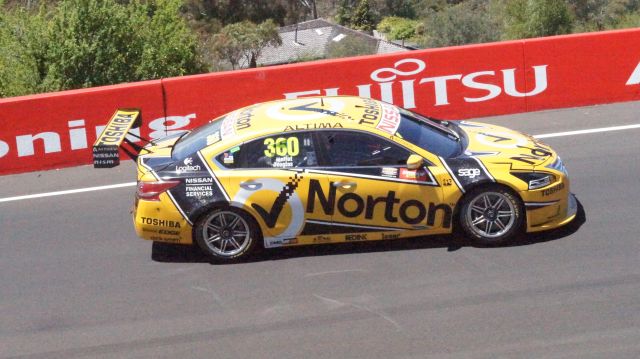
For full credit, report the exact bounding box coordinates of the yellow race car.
[95,96,577,263]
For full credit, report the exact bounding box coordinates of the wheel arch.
[190,201,264,244]
[452,181,525,225]
[453,181,527,245]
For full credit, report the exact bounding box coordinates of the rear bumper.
[132,195,193,244]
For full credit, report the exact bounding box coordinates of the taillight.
[136,180,180,201]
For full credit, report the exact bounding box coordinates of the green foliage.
[335,0,355,26]
[615,10,640,28]
[419,0,502,47]
[503,0,573,39]
[181,0,312,27]
[0,6,45,97]
[414,0,636,46]
[1,1,52,94]
[249,19,282,67]
[413,0,451,17]
[568,0,609,29]
[377,16,419,42]
[0,0,204,97]
[338,0,418,21]
[352,0,376,32]
[212,19,282,69]
[501,0,528,38]
[42,0,144,90]
[211,22,246,70]
[336,0,378,31]
[383,0,418,18]
[136,0,204,79]
[568,0,640,31]
[526,0,573,37]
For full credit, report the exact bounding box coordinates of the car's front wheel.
[194,207,260,263]
[459,186,523,246]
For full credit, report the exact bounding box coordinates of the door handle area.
[239,180,262,191]
[332,181,357,190]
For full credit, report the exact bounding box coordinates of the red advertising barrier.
[523,30,640,111]
[0,81,165,175]
[1,28,639,176]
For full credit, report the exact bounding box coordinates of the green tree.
[525,0,573,37]
[336,0,356,26]
[0,9,37,97]
[211,19,281,69]
[568,0,640,31]
[181,0,312,27]
[413,0,451,18]
[503,0,573,39]
[249,19,282,67]
[0,3,49,97]
[419,0,502,47]
[383,0,418,18]
[0,0,205,96]
[377,16,419,45]
[211,23,246,70]
[501,0,528,38]
[352,0,376,32]
[42,0,144,91]
[615,10,640,28]
[136,0,204,79]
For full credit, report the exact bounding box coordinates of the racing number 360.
[264,137,300,157]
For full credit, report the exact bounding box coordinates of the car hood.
[457,121,555,168]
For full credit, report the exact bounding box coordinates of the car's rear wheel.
[459,186,523,246]
[194,207,259,263]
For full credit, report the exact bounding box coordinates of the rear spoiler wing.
[93,109,149,168]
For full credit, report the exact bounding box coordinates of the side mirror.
[406,154,424,170]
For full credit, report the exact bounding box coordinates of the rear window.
[171,117,224,159]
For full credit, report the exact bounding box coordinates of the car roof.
[217,96,402,142]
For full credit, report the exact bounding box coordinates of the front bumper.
[526,192,577,233]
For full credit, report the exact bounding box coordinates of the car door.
[311,130,453,242]
[215,131,333,247]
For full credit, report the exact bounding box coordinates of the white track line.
[1,122,639,204]
[533,123,640,139]
[0,182,136,203]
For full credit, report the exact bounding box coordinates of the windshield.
[396,109,461,158]
[172,116,225,159]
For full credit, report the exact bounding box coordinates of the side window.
[216,132,318,169]
[317,131,411,167]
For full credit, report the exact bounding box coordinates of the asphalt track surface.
[2,101,640,358]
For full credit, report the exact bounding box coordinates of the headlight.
[511,172,556,190]
[546,156,568,176]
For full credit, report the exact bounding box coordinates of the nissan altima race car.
[94,96,577,263]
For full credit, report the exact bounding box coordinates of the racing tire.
[459,186,523,246]
[194,207,260,263]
